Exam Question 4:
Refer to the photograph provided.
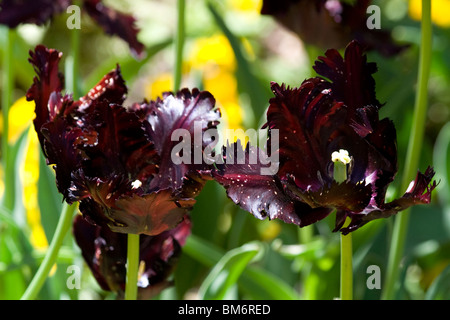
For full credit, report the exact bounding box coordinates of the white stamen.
[331,149,351,165]
[131,179,142,189]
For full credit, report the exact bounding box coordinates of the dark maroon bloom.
[261,0,406,57]
[73,213,191,299]
[0,0,69,27]
[213,41,436,234]
[27,45,220,235]
[0,0,144,58]
[82,0,144,59]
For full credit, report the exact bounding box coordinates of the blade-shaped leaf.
[197,241,263,300]
[425,264,450,300]
[183,235,300,300]
[207,2,269,124]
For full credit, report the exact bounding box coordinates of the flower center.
[332,149,351,183]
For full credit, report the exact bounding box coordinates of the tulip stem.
[173,0,185,92]
[340,218,353,300]
[382,0,432,300]
[125,233,140,300]
[332,151,353,300]
[20,202,77,300]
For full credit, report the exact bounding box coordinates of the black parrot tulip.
[0,0,145,58]
[261,0,407,57]
[27,44,220,236]
[213,41,436,234]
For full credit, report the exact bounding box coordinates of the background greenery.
[1,0,450,300]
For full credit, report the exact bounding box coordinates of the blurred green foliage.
[0,0,449,300]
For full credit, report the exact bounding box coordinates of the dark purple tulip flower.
[213,41,436,234]
[73,213,191,299]
[26,44,220,235]
[261,0,407,57]
[0,0,144,58]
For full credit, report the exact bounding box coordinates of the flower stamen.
[131,179,142,189]
[332,149,351,183]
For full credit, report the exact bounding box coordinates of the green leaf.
[425,264,450,300]
[0,126,36,299]
[183,235,300,300]
[3,124,29,220]
[198,241,263,299]
[207,2,270,127]
[0,205,18,231]
[240,265,299,300]
[433,122,450,207]
[38,152,63,242]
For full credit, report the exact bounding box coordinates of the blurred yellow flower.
[409,0,450,27]
[202,68,238,105]
[0,96,35,143]
[221,101,243,129]
[186,33,251,139]
[145,72,173,101]
[2,97,47,249]
[187,34,236,74]
[22,129,48,249]
[228,0,262,13]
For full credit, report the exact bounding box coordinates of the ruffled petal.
[132,89,220,192]
[76,65,128,111]
[212,141,331,226]
[72,214,191,298]
[261,0,407,56]
[341,167,437,234]
[265,80,347,190]
[26,45,65,147]
[72,214,126,292]
[75,103,158,185]
[284,177,373,215]
[0,0,69,28]
[110,189,195,235]
[83,0,145,59]
[313,40,380,115]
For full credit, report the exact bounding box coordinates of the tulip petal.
[83,0,145,59]
[72,214,191,298]
[341,167,437,234]
[0,0,69,27]
[133,89,221,192]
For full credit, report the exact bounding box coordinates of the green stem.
[2,28,14,211]
[66,9,81,99]
[125,233,140,300]
[173,0,185,92]
[333,154,353,300]
[382,0,432,300]
[20,203,77,300]
[340,218,353,300]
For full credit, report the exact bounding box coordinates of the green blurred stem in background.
[382,0,432,300]
[2,28,15,211]
[65,0,81,99]
[20,203,77,300]
[174,0,185,92]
